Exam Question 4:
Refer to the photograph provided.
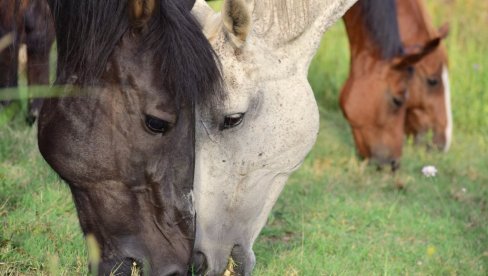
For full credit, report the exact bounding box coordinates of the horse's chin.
[355,152,400,172]
[375,162,400,173]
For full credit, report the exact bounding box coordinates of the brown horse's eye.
[426,77,439,87]
[392,95,405,109]
[406,65,415,76]
[145,115,170,134]
[222,113,245,130]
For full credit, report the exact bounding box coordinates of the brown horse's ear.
[129,0,157,28]
[438,22,449,39]
[222,0,253,48]
[392,37,441,70]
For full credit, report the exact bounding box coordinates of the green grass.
[253,115,488,275]
[0,126,86,275]
[1,0,488,275]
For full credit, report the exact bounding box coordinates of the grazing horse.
[397,0,452,151]
[339,0,441,170]
[0,0,55,124]
[37,0,222,274]
[191,0,357,274]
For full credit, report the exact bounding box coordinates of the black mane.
[359,0,404,59]
[48,0,223,106]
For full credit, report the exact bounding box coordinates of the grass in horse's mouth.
[223,257,236,276]
[130,261,141,276]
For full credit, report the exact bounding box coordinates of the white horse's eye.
[221,113,245,130]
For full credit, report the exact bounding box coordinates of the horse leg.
[25,46,50,124]
[24,0,55,125]
[0,42,19,107]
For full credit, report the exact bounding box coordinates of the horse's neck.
[342,4,381,61]
[397,0,437,44]
[252,0,319,46]
[251,0,357,70]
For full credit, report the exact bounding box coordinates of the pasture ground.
[1,0,487,275]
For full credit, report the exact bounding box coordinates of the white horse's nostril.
[191,251,208,275]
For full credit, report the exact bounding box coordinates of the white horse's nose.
[192,249,228,276]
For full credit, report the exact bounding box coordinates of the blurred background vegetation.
[1,0,487,274]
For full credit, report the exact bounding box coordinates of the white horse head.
[192,0,357,274]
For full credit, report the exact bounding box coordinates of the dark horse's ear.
[129,0,157,28]
[392,38,441,70]
[180,0,197,11]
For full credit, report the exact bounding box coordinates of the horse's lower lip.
[433,140,447,151]
[374,159,400,172]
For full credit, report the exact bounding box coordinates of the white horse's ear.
[222,0,253,48]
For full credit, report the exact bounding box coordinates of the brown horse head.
[398,0,452,151]
[38,0,222,274]
[340,0,441,170]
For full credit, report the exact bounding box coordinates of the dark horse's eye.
[145,115,170,134]
[222,113,245,130]
[426,77,439,87]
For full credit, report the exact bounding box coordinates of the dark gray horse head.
[38,0,222,274]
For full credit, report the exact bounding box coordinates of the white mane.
[253,0,319,46]
[250,0,356,73]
